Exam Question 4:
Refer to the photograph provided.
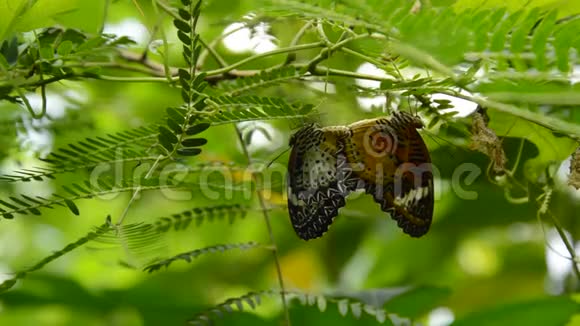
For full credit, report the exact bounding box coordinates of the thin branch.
[38,77,47,117]
[99,0,111,35]
[444,91,580,141]
[546,211,580,281]
[284,20,314,65]
[118,50,179,76]
[198,36,229,68]
[155,0,179,19]
[5,27,580,143]
[233,126,291,326]
[341,47,388,70]
[307,32,378,72]
[206,42,324,76]
[0,218,112,293]
[116,154,165,226]
[92,74,169,83]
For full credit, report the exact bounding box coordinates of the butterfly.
[287,111,433,240]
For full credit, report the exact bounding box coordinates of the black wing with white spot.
[287,125,354,240]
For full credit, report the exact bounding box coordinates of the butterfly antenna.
[422,129,455,148]
[421,126,473,162]
[423,131,455,160]
[423,126,465,150]
[422,130,443,147]
[266,147,291,169]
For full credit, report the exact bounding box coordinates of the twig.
[444,90,580,141]
[206,42,325,76]
[306,32,374,72]
[198,37,229,68]
[119,50,179,76]
[284,20,314,65]
[233,126,291,326]
[116,154,165,226]
[546,211,580,280]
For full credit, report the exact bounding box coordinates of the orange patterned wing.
[345,112,434,237]
[287,124,356,240]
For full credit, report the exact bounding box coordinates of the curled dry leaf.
[470,112,507,172]
[569,146,580,189]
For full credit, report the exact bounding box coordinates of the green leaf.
[177,30,191,44]
[0,53,10,69]
[0,0,27,41]
[185,123,210,135]
[57,40,73,56]
[158,126,178,144]
[176,148,202,156]
[489,11,523,52]
[180,79,190,92]
[316,296,327,312]
[381,80,394,89]
[182,45,192,63]
[191,71,205,86]
[510,8,540,53]
[62,185,79,196]
[350,302,362,319]
[64,199,79,215]
[159,136,174,152]
[487,110,577,180]
[76,36,106,52]
[109,36,137,47]
[553,21,577,73]
[173,19,190,34]
[299,104,314,115]
[181,138,207,147]
[383,286,451,319]
[181,89,190,103]
[39,46,54,60]
[166,107,186,124]
[337,299,349,316]
[178,68,191,82]
[531,10,557,72]
[167,117,183,134]
[9,0,78,34]
[451,296,580,326]
[0,278,18,293]
[0,208,15,219]
[476,81,580,106]
[178,8,191,21]
[193,0,202,17]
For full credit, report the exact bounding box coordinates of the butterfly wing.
[346,112,434,237]
[287,125,353,240]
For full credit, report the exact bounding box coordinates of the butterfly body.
[287,111,433,240]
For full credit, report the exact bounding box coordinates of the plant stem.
[445,91,580,141]
[547,211,580,281]
[206,42,324,76]
[233,126,291,326]
[284,21,314,64]
[116,154,164,226]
